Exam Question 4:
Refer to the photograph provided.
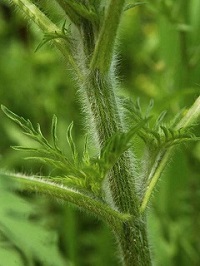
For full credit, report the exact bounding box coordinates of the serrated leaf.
[26,119,36,133]
[135,98,142,113]
[35,30,71,52]
[35,35,52,52]
[25,156,71,173]
[99,119,148,175]
[66,122,78,163]
[1,105,27,128]
[149,129,161,145]
[160,126,170,140]
[11,146,40,152]
[155,110,167,128]
[145,99,154,118]
[51,115,61,152]
[126,118,149,140]
[168,128,175,138]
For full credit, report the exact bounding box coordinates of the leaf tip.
[1,104,7,113]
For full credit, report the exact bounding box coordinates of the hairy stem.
[0,172,131,233]
[90,0,126,73]
[11,0,81,77]
[78,1,152,264]
[176,96,200,129]
[140,96,200,213]
[82,70,151,265]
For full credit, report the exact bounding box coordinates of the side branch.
[11,0,60,32]
[1,172,131,233]
[11,0,81,77]
[140,96,200,213]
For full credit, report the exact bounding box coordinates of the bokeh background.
[0,1,200,265]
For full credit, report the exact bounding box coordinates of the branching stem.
[85,55,151,266]
[140,96,200,213]
[8,1,200,265]
[0,172,131,234]
[11,0,82,79]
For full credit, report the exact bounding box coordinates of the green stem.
[85,71,136,212]
[81,2,152,264]
[140,96,200,213]
[0,172,130,233]
[11,0,59,31]
[11,0,81,78]
[90,0,126,73]
[176,96,200,129]
[82,70,151,265]
[140,150,169,213]
[55,0,80,26]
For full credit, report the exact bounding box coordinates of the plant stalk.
[140,96,200,213]
[90,0,126,73]
[82,70,151,265]
[0,172,130,233]
[79,1,152,264]
[11,0,82,78]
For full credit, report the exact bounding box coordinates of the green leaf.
[124,2,147,12]
[11,146,40,152]
[98,119,148,175]
[35,30,71,52]
[155,110,167,128]
[51,115,61,152]
[124,99,199,149]
[1,105,32,132]
[66,122,78,164]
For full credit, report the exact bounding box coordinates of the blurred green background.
[0,1,200,265]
